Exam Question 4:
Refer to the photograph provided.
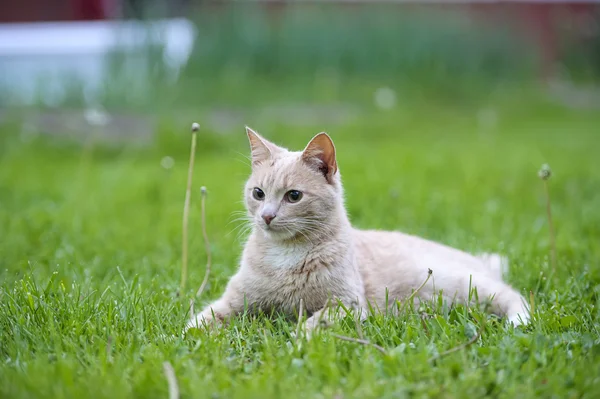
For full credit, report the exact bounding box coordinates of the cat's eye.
[285,190,303,203]
[252,187,265,200]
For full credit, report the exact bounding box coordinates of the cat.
[186,127,530,334]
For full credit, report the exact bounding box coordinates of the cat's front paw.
[300,315,333,340]
[506,303,531,327]
[184,312,221,336]
[507,312,530,327]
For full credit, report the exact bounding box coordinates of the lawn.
[1,92,599,398]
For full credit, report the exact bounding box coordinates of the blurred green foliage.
[175,5,535,108]
[188,5,531,80]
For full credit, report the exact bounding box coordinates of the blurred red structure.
[0,0,114,22]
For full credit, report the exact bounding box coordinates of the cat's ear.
[245,126,280,166]
[302,132,338,183]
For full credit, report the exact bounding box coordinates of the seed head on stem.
[538,163,556,273]
[538,163,552,180]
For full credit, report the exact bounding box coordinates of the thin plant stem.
[180,124,199,293]
[331,333,387,355]
[195,187,212,298]
[355,310,364,340]
[538,164,556,273]
[429,319,485,362]
[105,336,112,363]
[295,298,304,343]
[162,361,180,399]
[399,268,433,314]
[529,290,535,321]
[543,180,557,272]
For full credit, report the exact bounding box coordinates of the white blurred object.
[84,107,111,127]
[477,107,499,131]
[160,156,175,170]
[0,19,197,106]
[374,87,397,110]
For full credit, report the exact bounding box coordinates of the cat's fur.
[186,128,529,333]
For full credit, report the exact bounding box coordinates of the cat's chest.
[245,245,339,315]
[262,245,308,270]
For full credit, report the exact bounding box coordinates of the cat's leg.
[185,298,237,331]
[185,275,246,332]
[417,269,530,326]
[302,296,367,338]
[471,256,530,324]
[475,252,509,280]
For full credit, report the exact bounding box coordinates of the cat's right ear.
[245,126,279,166]
[302,132,338,184]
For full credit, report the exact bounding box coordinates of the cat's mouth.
[259,222,295,239]
[262,223,281,232]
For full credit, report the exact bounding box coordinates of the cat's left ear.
[246,126,281,166]
[302,132,338,184]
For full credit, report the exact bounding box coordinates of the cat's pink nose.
[262,213,276,225]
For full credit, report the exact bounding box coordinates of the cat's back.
[352,229,422,273]
[353,228,484,270]
[352,228,487,300]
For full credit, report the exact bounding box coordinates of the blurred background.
[1,0,599,142]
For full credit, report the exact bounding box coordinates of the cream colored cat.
[186,127,529,334]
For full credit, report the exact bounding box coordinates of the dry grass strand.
[162,361,180,399]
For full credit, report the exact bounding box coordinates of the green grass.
[1,93,600,398]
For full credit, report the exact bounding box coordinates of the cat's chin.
[258,225,298,241]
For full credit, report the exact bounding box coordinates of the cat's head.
[243,127,343,242]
